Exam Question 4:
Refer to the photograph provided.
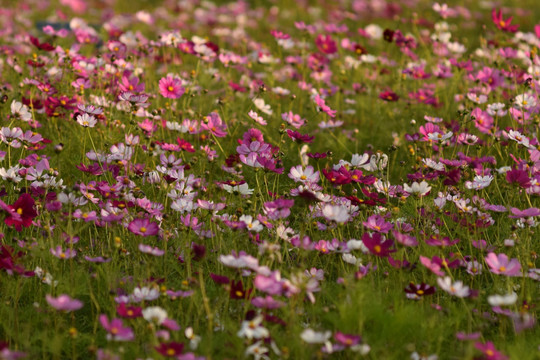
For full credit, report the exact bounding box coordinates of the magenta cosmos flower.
[46,294,83,312]
[128,218,159,237]
[475,341,509,360]
[485,253,521,276]
[158,76,185,99]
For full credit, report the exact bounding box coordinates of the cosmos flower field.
[0,0,540,358]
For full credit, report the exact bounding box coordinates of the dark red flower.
[0,245,35,277]
[229,280,252,300]
[155,342,184,357]
[379,90,399,101]
[322,167,352,185]
[76,163,104,175]
[176,138,196,153]
[229,81,246,92]
[29,36,55,51]
[210,273,230,285]
[5,194,37,231]
[191,242,206,261]
[383,29,395,42]
[404,282,436,299]
[116,303,142,318]
[361,232,395,257]
[307,152,328,159]
[315,34,337,54]
[286,130,314,144]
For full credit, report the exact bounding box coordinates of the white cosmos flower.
[76,113,97,128]
[185,327,201,349]
[253,98,273,115]
[465,175,494,190]
[322,204,350,223]
[222,182,254,195]
[487,292,518,307]
[342,253,363,266]
[403,181,431,196]
[427,131,453,142]
[240,215,263,232]
[422,158,445,171]
[131,286,160,302]
[142,306,168,325]
[10,100,32,121]
[437,276,470,298]
[351,153,370,167]
[507,130,531,148]
[365,24,383,39]
[486,102,506,116]
[467,93,487,104]
[237,315,269,339]
[300,329,332,343]
[514,93,536,109]
[245,341,269,360]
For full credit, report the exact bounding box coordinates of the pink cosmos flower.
[248,110,267,125]
[282,111,306,128]
[288,165,319,183]
[200,112,227,137]
[60,0,87,13]
[158,76,185,99]
[128,218,159,237]
[509,207,540,218]
[50,246,77,259]
[392,231,418,247]
[314,95,337,118]
[485,253,521,276]
[419,255,445,276]
[251,295,285,309]
[254,272,284,295]
[363,214,393,233]
[138,244,165,256]
[46,294,83,312]
[99,314,135,341]
[263,199,294,220]
[455,332,481,341]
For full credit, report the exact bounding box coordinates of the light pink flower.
[485,253,521,276]
[46,294,83,312]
